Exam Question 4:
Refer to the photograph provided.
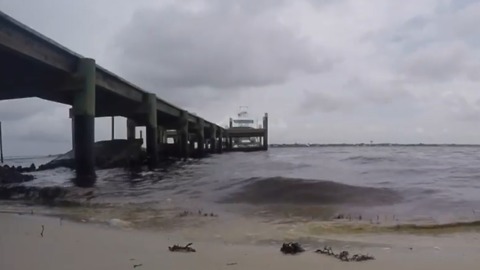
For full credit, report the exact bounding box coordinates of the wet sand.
[1,213,480,270]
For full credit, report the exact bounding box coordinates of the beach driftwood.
[168,243,196,252]
[315,246,374,262]
[280,242,305,254]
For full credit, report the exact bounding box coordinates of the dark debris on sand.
[177,210,218,218]
[280,242,305,254]
[279,242,375,262]
[315,246,375,262]
[168,243,196,252]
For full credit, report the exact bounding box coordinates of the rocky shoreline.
[0,164,35,184]
[0,139,148,185]
[0,139,187,205]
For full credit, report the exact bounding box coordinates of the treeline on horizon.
[269,143,480,147]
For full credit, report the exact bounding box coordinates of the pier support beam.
[72,58,96,187]
[178,110,189,160]
[210,126,217,154]
[157,126,165,157]
[127,119,136,140]
[144,93,158,169]
[189,135,195,155]
[217,129,223,154]
[227,134,233,151]
[157,127,165,145]
[195,119,205,158]
[111,116,115,140]
[263,113,269,151]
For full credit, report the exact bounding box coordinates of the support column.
[227,133,233,151]
[195,119,205,158]
[263,113,269,151]
[111,116,115,140]
[217,128,223,154]
[0,121,3,163]
[73,58,96,187]
[69,108,75,153]
[127,118,136,140]
[158,127,165,144]
[210,126,217,154]
[189,135,195,155]
[144,93,158,169]
[178,110,189,160]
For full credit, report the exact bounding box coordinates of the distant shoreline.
[270,143,480,148]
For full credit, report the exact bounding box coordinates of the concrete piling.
[196,119,205,158]
[210,126,217,153]
[72,58,96,187]
[127,119,136,140]
[144,93,158,169]
[263,113,269,150]
[111,116,115,140]
[157,126,165,156]
[189,135,195,155]
[217,129,223,153]
[0,121,3,163]
[178,110,189,160]
[227,135,233,151]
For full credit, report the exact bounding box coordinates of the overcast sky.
[1,0,480,156]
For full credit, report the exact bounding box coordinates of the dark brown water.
[2,146,480,237]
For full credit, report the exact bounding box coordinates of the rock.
[37,139,145,171]
[280,242,305,254]
[168,243,196,252]
[0,165,34,184]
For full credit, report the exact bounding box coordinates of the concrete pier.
[224,112,269,152]
[72,58,96,186]
[0,10,269,187]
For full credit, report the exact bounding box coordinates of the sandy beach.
[1,213,480,270]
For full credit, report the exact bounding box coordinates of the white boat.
[230,106,261,148]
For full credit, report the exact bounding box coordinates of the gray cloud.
[3,0,480,156]
[299,90,355,114]
[111,1,333,92]
[344,78,413,105]
[399,41,480,82]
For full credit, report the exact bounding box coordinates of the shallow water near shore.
[2,146,480,244]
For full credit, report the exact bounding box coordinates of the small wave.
[392,220,480,232]
[305,219,480,235]
[342,156,396,164]
[219,177,402,206]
